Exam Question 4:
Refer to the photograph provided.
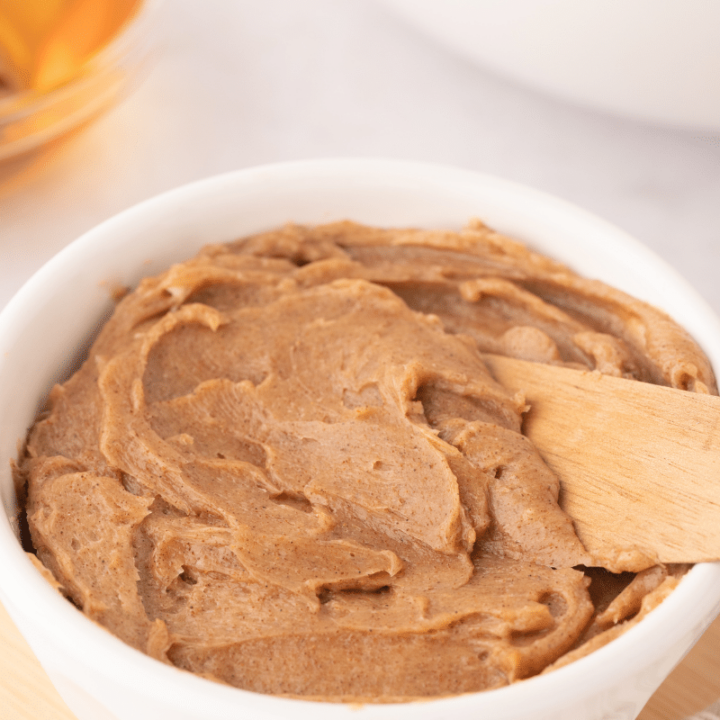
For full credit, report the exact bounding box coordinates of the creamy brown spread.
[21,220,716,702]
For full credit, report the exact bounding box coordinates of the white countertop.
[1,0,719,323]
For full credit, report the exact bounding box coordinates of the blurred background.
[1,1,719,718]
[1,0,719,314]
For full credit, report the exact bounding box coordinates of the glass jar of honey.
[0,0,162,161]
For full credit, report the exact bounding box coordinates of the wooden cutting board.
[0,598,718,719]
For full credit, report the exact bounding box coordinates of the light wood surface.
[1,596,719,719]
[485,355,720,566]
[1,600,76,720]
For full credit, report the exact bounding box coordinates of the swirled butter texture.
[22,220,716,701]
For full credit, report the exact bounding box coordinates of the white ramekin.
[1,159,719,720]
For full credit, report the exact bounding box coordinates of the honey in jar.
[0,0,142,93]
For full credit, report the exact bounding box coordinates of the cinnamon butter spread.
[21,220,716,701]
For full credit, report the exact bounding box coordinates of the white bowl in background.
[378,0,720,131]
[1,159,720,720]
